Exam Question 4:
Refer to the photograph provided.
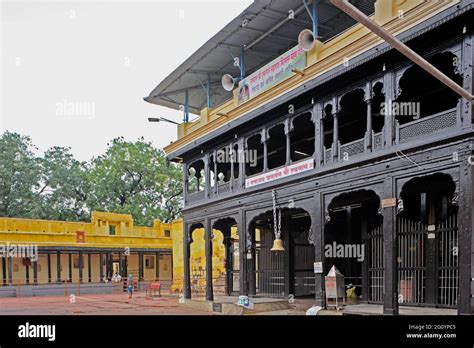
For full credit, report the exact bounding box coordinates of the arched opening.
[212,217,239,296]
[245,134,264,176]
[323,104,334,150]
[290,113,315,162]
[338,89,367,145]
[267,124,287,169]
[395,52,462,125]
[398,173,458,307]
[371,82,385,134]
[189,223,206,296]
[249,208,314,298]
[325,190,383,304]
[187,160,205,194]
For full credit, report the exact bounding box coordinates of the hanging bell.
[271,237,285,252]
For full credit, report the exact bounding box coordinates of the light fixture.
[148,117,180,125]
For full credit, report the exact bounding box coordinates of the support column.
[183,164,188,205]
[87,253,92,282]
[382,179,398,315]
[155,252,160,281]
[314,194,325,307]
[204,218,214,301]
[123,254,128,278]
[313,102,323,166]
[47,252,51,283]
[285,119,291,166]
[2,257,6,285]
[383,71,395,147]
[32,259,38,285]
[204,154,210,199]
[25,261,30,284]
[213,150,218,194]
[99,253,104,282]
[238,138,245,189]
[238,210,248,296]
[224,236,232,296]
[78,251,83,283]
[365,81,373,151]
[56,251,61,282]
[118,252,123,277]
[458,156,473,314]
[138,252,144,281]
[283,216,294,297]
[461,30,473,127]
[184,224,192,298]
[332,97,339,160]
[230,145,234,191]
[262,128,268,172]
[8,256,13,286]
[68,253,72,282]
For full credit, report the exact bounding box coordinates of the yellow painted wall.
[1,213,227,290]
[0,211,173,285]
[170,219,237,294]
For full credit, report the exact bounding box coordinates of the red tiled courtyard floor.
[0,293,213,315]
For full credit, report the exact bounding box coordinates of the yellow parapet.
[0,211,172,250]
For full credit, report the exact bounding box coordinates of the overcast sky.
[1,0,252,161]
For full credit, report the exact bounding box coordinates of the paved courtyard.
[0,293,212,315]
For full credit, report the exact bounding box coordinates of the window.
[145,256,155,269]
[109,224,116,235]
[267,124,286,169]
[290,113,315,161]
[164,229,171,237]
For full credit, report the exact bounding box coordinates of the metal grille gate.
[367,222,384,303]
[397,214,458,307]
[255,228,284,297]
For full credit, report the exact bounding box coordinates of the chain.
[272,190,281,239]
[272,190,277,238]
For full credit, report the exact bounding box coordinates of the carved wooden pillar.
[204,154,210,199]
[313,103,324,167]
[183,163,188,205]
[382,179,398,315]
[332,97,339,161]
[262,128,268,172]
[365,81,373,152]
[285,119,292,166]
[204,218,214,301]
[183,224,192,299]
[383,70,396,147]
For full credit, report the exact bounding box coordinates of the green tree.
[0,131,42,218]
[87,137,182,225]
[36,146,90,221]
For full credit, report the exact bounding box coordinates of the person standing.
[127,274,134,299]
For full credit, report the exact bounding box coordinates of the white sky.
[1,0,252,161]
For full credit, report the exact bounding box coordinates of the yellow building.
[0,212,173,287]
[0,211,233,297]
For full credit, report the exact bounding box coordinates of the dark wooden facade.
[177,5,474,314]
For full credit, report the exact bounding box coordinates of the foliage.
[0,132,182,225]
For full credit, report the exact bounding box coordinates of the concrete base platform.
[341,304,457,316]
[180,296,290,315]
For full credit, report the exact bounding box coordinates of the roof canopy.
[144,0,375,115]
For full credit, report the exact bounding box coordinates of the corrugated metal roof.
[144,0,375,115]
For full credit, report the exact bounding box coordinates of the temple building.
[0,212,173,295]
[145,0,474,314]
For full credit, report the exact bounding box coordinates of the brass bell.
[271,238,285,252]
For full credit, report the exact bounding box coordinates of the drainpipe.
[330,0,473,103]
